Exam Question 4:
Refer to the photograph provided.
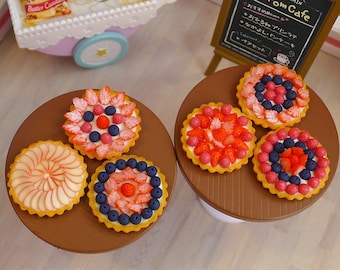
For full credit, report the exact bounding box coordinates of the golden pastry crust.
[88,155,168,233]
[181,102,256,173]
[252,128,330,200]
[236,63,309,129]
[7,140,88,217]
[63,86,141,160]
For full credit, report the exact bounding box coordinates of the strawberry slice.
[280,157,291,173]
[280,148,292,158]
[224,113,237,123]
[232,125,244,137]
[210,149,222,167]
[196,114,211,128]
[233,138,249,150]
[187,128,205,141]
[222,121,234,135]
[213,108,225,121]
[194,141,210,155]
[223,147,236,163]
[212,127,227,141]
[223,134,236,145]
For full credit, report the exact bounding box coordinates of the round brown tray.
[174,65,339,221]
[5,90,176,253]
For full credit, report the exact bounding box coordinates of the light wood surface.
[1,0,340,269]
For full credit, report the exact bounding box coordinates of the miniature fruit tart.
[7,140,88,217]
[236,63,310,129]
[87,155,168,233]
[62,86,142,160]
[253,127,330,200]
[181,102,256,173]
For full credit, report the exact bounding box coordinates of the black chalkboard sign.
[206,0,340,77]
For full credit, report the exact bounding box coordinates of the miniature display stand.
[6,0,175,68]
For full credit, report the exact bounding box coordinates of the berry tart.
[62,86,142,160]
[253,127,330,200]
[88,155,168,233]
[181,102,256,173]
[236,63,310,129]
[7,140,88,217]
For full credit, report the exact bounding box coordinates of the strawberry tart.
[7,140,88,217]
[236,63,310,129]
[62,86,142,160]
[88,155,168,233]
[253,127,330,200]
[181,102,256,173]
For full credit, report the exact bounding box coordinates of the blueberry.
[255,92,264,102]
[95,193,106,204]
[148,198,160,210]
[306,160,317,171]
[262,100,272,110]
[105,162,116,173]
[261,74,272,84]
[272,104,283,112]
[108,210,119,221]
[271,163,281,173]
[282,80,293,90]
[304,149,315,160]
[151,187,163,199]
[98,172,109,182]
[130,213,142,225]
[137,161,147,172]
[99,203,110,214]
[141,208,153,219]
[118,214,130,225]
[150,176,161,187]
[289,175,301,185]
[83,111,94,122]
[286,90,297,100]
[255,82,265,92]
[108,125,119,136]
[89,131,100,142]
[116,159,127,170]
[283,138,295,148]
[279,171,290,181]
[127,158,137,168]
[269,151,280,162]
[105,106,116,115]
[274,142,285,153]
[283,100,293,109]
[146,166,158,177]
[295,141,306,150]
[94,182,105,193]
[299,169,311,180]
[273,75,283,85]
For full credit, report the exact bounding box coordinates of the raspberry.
[93,104,104,115]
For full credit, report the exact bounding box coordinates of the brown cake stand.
[5,90,176,253]
[174,65,339,222]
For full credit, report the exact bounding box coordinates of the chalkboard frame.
[206,0,340,77]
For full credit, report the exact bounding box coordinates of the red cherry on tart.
[252,127,330,200]
[181,102,256,173]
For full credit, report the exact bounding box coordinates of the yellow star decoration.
[96,48,108,56]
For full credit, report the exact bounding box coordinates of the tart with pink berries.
[181,102,256,173]
[62,86,142,160]
[236,63,310,129]
[7,140,88,217]
[253,127,330,200]
[88,155,168,233]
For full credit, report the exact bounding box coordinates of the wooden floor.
[1,1,340,269]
